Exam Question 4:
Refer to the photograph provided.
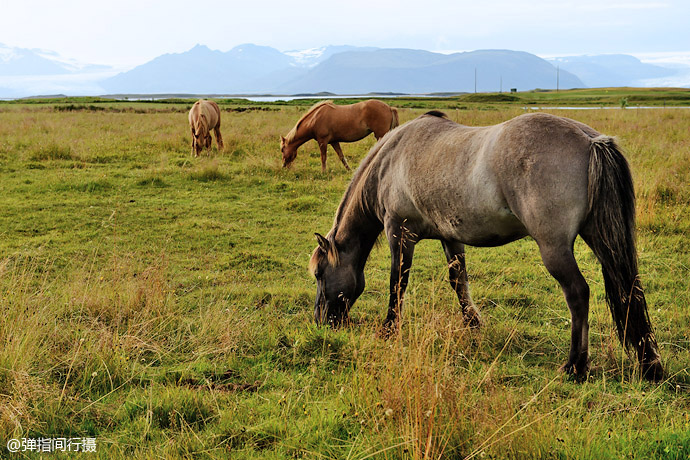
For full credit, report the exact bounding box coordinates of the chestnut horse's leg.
[538,240,591,379]
[317,141,328,172]
[441,240,482,328]
[383,219,418,333]
[330,142,350,170]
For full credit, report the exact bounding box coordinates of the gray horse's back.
[374,112,596,246]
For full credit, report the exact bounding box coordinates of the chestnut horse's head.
[309,233,365,327]
[280,135,297,168]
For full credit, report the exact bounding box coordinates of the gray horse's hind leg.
[383,220,417,333]
[441,240,482,328]
[330,142,351,170]
[538,241,591,378]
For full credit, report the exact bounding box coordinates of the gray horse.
[309,111,663,381]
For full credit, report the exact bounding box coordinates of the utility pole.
[474,67,477,93]
[557,65,560,92]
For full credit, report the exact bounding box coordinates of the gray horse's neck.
[331,174,383,272]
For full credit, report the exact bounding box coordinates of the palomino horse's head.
[309,233,365,326]
[280,136,297,168]
[193,117,211,156]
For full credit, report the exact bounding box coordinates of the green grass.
[0,96,689,459]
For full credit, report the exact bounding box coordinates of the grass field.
[0,93,689,459]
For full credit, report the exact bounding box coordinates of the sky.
[2,0,690,68]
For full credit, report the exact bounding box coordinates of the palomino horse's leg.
[190,127,197,156]
[317,141,328,172]
[441,240,482,328]
[214,125,224,151]
[383,219,417,333]
[538,241,591,378]
[330,142,350,170]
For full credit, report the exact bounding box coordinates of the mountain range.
[0,42,684,98]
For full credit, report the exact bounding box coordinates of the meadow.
[0,93,689,459]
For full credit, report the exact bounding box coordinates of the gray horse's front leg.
[441,240,482,328]
[383,220,417,335]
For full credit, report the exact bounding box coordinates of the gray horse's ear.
[315,233,329,252]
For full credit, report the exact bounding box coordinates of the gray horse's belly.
[431,204,528,247]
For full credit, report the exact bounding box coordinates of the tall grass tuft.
[188,159,226,182]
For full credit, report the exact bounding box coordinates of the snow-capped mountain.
[0,43,116,97]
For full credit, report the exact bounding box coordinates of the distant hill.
[0,43,115,97]
[548,54,676,88]
[102,44,296,94]
[102,46,583,94]
[2,42,687,98]
[278,49,583,94]
[101,44,385,94]
[0,42,110,76]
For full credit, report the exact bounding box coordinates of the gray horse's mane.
[329,112,448,242]
[285,100,336,143]
[308,136,387,276]
[328,130,399,243]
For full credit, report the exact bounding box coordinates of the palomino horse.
[188,99,224,156]
[281,99,399,172]
[309,111,663,381]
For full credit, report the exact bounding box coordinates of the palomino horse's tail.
[390,107,399,131]
[582,136,663,380]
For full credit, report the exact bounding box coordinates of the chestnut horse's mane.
[285,100,335,143]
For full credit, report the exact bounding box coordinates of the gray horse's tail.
[582,136,662,380]
[390,107,399,131]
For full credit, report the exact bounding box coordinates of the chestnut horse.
[188,99,224,156]
[309,111,663,382]
[281,99,399,172]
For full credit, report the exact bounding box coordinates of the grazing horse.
[188,99,224,156]
[309,111,663,381]
[281,99,399,172]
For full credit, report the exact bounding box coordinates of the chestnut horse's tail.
[390,107,399,131]
[581,135,662,380]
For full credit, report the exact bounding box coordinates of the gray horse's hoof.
[380,318,399,338]
[559,359,590,382]
[463,305,483,329]
[641,358,664,382]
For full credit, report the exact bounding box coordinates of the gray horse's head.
[309,233,365,326]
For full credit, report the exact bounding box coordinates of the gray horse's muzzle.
[314,293,347,326]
